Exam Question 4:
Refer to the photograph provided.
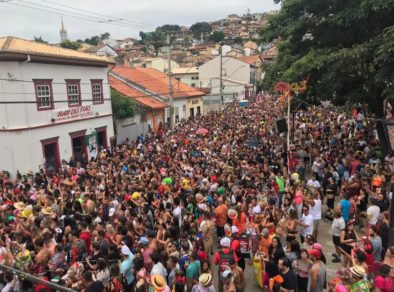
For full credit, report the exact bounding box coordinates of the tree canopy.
[111,89,136,120]
[145,31,166,56]
[157,24,181,33]
[260,0,394,116]
[60,40,82,50]
[208,31,225,43]
[34,36,48,44]
[190,22,212,39]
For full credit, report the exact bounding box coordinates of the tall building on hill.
[60,17,68,42]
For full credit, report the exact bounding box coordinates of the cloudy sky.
[0,0,279,43]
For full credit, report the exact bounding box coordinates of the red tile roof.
[237,55,264,65]
[111,66,204,99]
[109,76,168,109]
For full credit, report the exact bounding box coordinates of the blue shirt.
[179,254,190,272]
[120,253,135,285]
[371,237,383,261]
[340,199,351,222]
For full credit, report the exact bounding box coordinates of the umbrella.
[162,177,173,185]
[196,128,209,135]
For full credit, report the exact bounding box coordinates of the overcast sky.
[0,0,279,43]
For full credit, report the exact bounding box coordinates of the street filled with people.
[0,95,393,292]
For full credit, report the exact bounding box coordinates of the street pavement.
[211,209,342,291]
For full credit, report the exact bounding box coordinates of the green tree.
[34,36,48,44]
[208,31,225,43]
[260,0,394,117]
[233,37,243,44]
[190,22,212,39]
[100,32,110,41]
[139,31,146,44]
[111,89,136,120]
[60,40,82,50]
[145,31,166,56]
[157,24,181,33]
[84,35,100,45]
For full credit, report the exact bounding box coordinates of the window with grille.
[34,80,54,110]
[91,80,103,104]
[66,80,81,107]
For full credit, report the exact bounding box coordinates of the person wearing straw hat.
[150,274,170,292]
[349,266,370,291]
[191,273,215,292]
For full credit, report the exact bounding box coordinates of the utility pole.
[220,44,223,104]
[167,34,174,130]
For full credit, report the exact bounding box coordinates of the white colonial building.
[199,55,260,100]
[0,36,115,175]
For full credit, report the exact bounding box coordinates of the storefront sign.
[55,105,94,122]
[192,100,199,104]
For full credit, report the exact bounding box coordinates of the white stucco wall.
[198,56,251,89]
[146,58,179,73]
[173,73,199,87]
[210,78,247,99]
[0,62,112,128]
[165,98,187,124]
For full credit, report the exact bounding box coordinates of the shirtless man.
[229,258,245,292]
[307,249,326,292]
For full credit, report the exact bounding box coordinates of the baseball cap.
[138,237,149,245]
[307,249,320,259]
[220,237,231,247]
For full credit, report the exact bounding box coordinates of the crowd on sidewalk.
[0,95,393,292]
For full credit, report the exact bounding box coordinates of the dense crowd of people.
[0,95,393,292]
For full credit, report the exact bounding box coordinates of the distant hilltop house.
[134,57,180,74]
[82,43,118,58]
[172,67,199,88]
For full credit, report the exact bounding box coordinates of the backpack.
[218,249,234,273]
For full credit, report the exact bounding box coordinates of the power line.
[37,0,152,26]
[3,0,154,29]
[17,0,112,22]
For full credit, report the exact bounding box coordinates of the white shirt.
[331,217,346,236]
[307,179,321,189]
[310,199,322,220]
[151,262,168,280]
[300,213,314,236]
[172,206,182,228]
[252,204,261,215]
[367,205,380,225]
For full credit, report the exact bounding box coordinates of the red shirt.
[231,239,240,253]
[79,230,91,254]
